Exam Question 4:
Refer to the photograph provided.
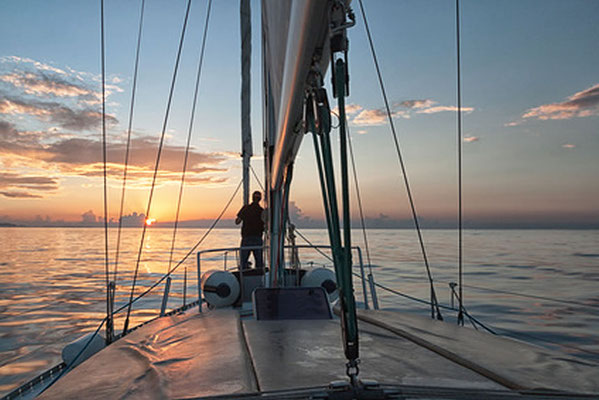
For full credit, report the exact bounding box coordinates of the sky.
[0,0,598,228]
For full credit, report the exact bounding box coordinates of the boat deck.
[38,308,599,399]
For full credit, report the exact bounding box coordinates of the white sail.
[262,0,332,191]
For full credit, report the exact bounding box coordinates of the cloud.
[347,99,474,126]
[352,108,409,126]
[352,109,387,126]
[356,129,368,135]
[0,171,58,198]
[0,56,122,131]
[331,103,363,117]
[463,136,479,143]
[0,191,43,198]
[415,105,474,114]
[0,71,97,99]
[0,94,117,130]
[562,143,576,149]
[81,210,97,223]
[0,120,229,189]
[398,99,435,109]
[513,83,599,123]
[344,104,363,115]
[1,56,67,75]
[1,56,120,100]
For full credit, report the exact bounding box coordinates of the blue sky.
[0,0,597,227]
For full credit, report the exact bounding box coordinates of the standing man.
[235,190,264,269]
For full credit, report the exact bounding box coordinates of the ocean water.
[0,227,598,394]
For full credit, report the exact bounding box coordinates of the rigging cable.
[114,0,146,284]
[345,118,374,279]
[250,163,265,191]
[357,0,442,320]
[293,231,599,357]
[167,0,212,276]
[118,179,242,326]
[42,318,107,394]
[462,283,599,310]
[455,0,465,326]
[123,0,193,334]
[99,0,113,343]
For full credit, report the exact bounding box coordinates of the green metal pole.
[311,121,336,250]
[335,58,358,361]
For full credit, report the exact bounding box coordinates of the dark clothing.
[240,236,263,270]
[237,201,264,270]
[237,202,264,238]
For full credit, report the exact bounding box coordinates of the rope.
[99,0,112,342]
[455,0,464,326]
[124,0,193,333]
[357,0,442,320]
[116,179,242,320]
[168,0,212,273]
[345,119,374,277]
[114,0,146,283]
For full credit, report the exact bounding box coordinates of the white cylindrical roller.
[301,267,338,302]
[62,332,105,367]
[201,270,240,307]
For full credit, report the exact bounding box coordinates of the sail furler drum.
[201,270,240,308]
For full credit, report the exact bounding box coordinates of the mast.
[240,0,252,205]
[262,0,331,286]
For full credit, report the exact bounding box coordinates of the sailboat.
[3,1,599,399]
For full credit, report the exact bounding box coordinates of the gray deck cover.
[39,310,256,399]
[37,308,599,398]
[355,309,599,394]
[242,319,503,392]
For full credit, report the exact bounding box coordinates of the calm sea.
[1,227,598,394]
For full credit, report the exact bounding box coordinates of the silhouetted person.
[235,190,264,269]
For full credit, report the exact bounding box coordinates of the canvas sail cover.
[261,0,332,190]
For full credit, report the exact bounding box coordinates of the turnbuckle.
[346,358,360,387]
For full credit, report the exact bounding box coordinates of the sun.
[145,218,156,226]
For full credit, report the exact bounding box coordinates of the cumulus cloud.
[81,210,97,223]
[346,99,474,126]
[509,83,599,125]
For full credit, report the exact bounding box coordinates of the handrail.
[196,244,376,310]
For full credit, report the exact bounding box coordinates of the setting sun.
[145,218,156,226]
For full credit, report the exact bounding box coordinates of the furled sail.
[261,0,332,192]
